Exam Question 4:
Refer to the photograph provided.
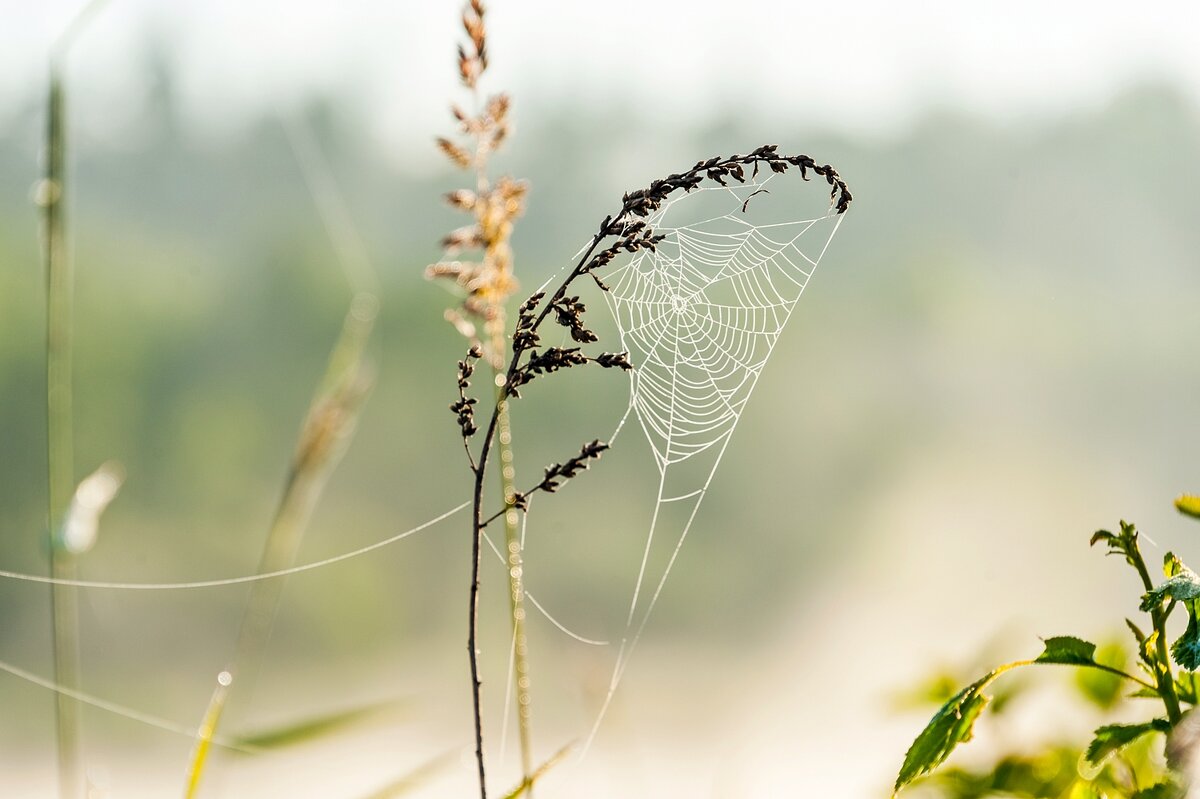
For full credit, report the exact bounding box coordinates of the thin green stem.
[42,63,85,799]
[1085,662,1157,693]
[39,7,111,791]
[1129,542,1183,724]
[1150,611,1183,724]
[493,384,534,789]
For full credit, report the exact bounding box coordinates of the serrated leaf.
[894,670,1004,793]
[1141,569,1200,611]
[1176,495,1200,520]
[1173,612,1200,671]
[1036,636,1098,666]
[1084,719,1169,766]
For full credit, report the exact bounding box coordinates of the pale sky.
[4,1,1199,161]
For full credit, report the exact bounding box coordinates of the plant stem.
[1130,543,1183,724]
[462,206,616,799]
[493,385,534,788]
[470,403,504,799]
[465,227,613,797]
[39,9,112,791]
[1084,662,1157,692]
[42,61,85,799]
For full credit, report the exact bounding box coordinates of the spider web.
[586,171,847,747]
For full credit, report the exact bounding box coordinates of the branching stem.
[1130,545,1184,724]
[469,404,502,798]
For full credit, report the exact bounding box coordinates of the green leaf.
[1141,568,1200,611]
[894,670,1007,793]
[1176,495,1200,520]
[895,636,1152,794]
[1035,636,1097,666]
[1084,719,1169,767]
[1127,618,1149,647]
[1173,612,1200,671]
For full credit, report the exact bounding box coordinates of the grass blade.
[231,699,401,751]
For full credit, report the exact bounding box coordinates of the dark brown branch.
[468,403,502,799]
[479,438,613,527]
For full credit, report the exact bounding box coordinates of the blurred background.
[2,1,1199,796]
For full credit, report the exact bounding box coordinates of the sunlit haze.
[6,0,1200,159]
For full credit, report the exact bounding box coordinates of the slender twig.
[1086,662,1158,692]
[469,405,504,798]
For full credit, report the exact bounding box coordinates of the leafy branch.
[895,502,1200,798]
